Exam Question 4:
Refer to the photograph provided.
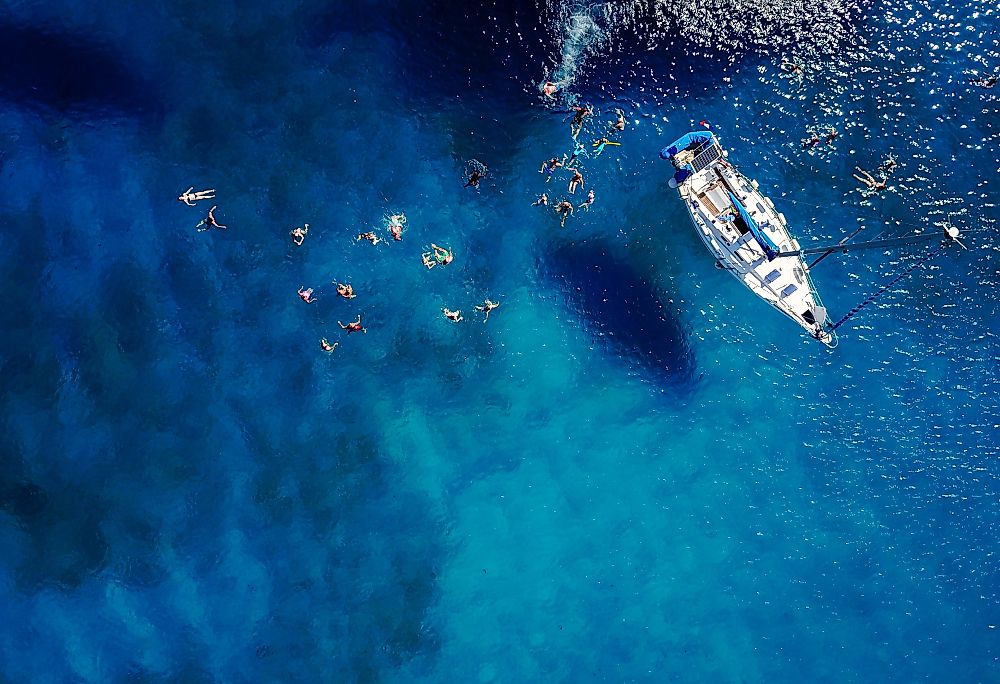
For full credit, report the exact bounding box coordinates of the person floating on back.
[196,205,226,232]
[179,187,215,206]
[568,167,584,194]
[290,223,309,246]
[579,189,595,211]
[853,167,887,192]
[297,286,317,304]
[339,315,366,334]
[542,81,559,99]
[442,307,463,323]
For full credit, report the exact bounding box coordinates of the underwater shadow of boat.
[544,239,696,390]
[0,23,161,123]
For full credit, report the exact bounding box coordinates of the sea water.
[1,0,999,681]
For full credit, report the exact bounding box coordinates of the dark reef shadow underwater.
[544,239,696,390]
[0,22,162,122]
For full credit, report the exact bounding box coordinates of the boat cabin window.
[780,284,798,298]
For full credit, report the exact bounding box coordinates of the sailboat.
[661,131,837,346]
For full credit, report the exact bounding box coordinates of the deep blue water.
[1,0,999,681]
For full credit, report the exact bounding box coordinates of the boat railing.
[690,141,724,174]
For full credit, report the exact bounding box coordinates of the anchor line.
[829,241,950,331]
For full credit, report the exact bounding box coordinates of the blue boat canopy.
[727,191,779,261]
[659,131,717,160]
[660,131,718,184]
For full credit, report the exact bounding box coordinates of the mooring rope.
[830,241,949,331]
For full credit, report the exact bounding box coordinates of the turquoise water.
[1,0,999,681]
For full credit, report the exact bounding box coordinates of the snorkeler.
[297,286,317,304]
[570,104,593,139]
[290,223,309,246]
[579,189,595,211]
[555,200,574,227]
[611,108,626,132]
[532,193,549,207]
[356,231,383,246]
[387,213,406,241]
[320,338,338,353]
[853,167,887,192]
[336,282,356,299]
[338,315,366,333]
[474,298,500,322]
[430,243,453,266]
[567,168,584,194]
[442,307,463,323]
[178,187,216,206]
[196,205,226,231]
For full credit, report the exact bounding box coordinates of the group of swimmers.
[786,58,902,196]
[530,100,627,227]
[181,184,503,353]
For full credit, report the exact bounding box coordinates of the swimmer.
[356,231,383,246]
[853,167,887,192]
[568,168,584,194]
[824,127,838,145]
[532,193,549,207]
[431,243,453,266]
[969,72,998,88]
[474,298,500,322]
[387,213,406,241]
[570,104,593,139]
[297,286,317,304]
[578,189,595,211]
[464,168,485,188]
[542,81,559,99]
[539,156,565,182]
[780,59,804,76]
[290,223,309,246]
[802,131,821,149]
[421,251,437,269]
[555,200,574,227]
[568,141,586,165]
[320,338,338,353]
[879,154,898,175]
[336,282,356,299]
[178,187,216,206]
[338,315,366,333]
[611,108,626,132]
[196,205,226,232]
[442,307,463,323]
